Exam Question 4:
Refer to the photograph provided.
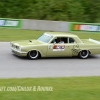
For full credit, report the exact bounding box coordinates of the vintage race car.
[10,32,100,59]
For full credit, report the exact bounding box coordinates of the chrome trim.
[11,48,27,54]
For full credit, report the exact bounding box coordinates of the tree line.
[0,0,100,23]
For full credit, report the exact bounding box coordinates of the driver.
[58,38,64,44]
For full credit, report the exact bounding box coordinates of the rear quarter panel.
[78,43,100,54]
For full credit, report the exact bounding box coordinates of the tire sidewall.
[28,50,39,59]
[79,50,89,59]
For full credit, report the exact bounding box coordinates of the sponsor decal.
[80,25,99,31]
[5,20,19,26]
[72,24,100,32]
[0,20,5,26]
[72,24,80,30]
[0,18,22,28]
[53,45,65,51]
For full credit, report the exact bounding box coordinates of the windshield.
[37,33,53,43]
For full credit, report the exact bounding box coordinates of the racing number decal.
[53,45,65,51]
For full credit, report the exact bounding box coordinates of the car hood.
[11,39,44,46]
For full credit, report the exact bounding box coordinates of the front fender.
[27,49,46,57]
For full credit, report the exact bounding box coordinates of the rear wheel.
[28,50,39,59]
[78,50,89,59]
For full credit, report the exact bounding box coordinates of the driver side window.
[51,37,68,44]
[51,38,57,43]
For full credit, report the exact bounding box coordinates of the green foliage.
[0,0,100,22]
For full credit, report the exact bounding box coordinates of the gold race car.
[10,32,100,59]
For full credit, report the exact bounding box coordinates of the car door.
[46,43,67,57]
[66,37,80,56]
[46,37,69,57]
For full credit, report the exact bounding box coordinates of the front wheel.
[27,50,39,60]
[78,50,89,59]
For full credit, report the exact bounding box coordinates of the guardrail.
[0,18,69,32]
[1,18,100,32]
[22,19,69,32]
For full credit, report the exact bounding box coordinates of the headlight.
[16,46,21,51]
[11,43,21,51]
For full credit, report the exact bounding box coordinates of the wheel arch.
[79,49,91,54]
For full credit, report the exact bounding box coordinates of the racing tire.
[78,50,89,59]
[28,50,39,60]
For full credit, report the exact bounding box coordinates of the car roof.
[45,32,78,37]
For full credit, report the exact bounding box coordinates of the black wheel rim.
[80,50,89,58]
[30,51,37,57]
[81,51,87,56]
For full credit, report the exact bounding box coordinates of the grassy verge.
[0,28,44,41]
[0,28,100,41]
[0,77,100,100]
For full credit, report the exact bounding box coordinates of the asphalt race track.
[0,42,100,78]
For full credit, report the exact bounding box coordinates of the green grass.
[0,28,44,41]
[0,77,100,100]
[0,28,100,41]
[70,31,100,40]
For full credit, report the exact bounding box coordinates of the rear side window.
[69,38,75,43]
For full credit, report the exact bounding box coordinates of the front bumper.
[11,48,27,57]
